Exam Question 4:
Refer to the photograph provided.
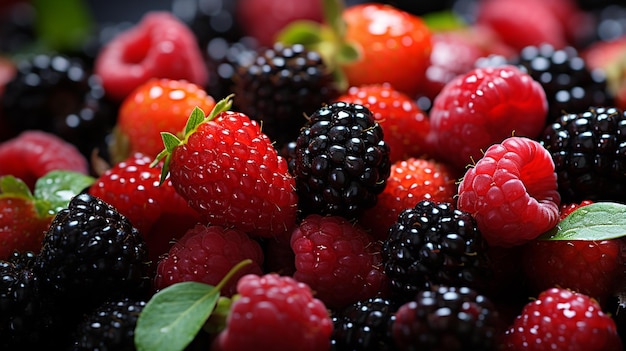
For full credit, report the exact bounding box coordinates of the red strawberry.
[153,96,298,238]
[335,83,431,163]
[88,153,202,262]
[112,78,216,162]
[154,224,264,297]
[502,287,622,351]
[428,65,548,171]
[340,3,432,97]
[358,157,458,240]
[290,213,388,310]
[94,11,208,102]
[0,130,89,190]
[457,136,561,247]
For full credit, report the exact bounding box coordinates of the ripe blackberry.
[331,297,398,351]
[0,53,117,158]
[70,298,147,351]
[233,43,340,148]
[393,285,502,351]
[539,106,626,203]
[6,250,37,270]
[382,200,493,304]
[33,193,152,311]
[512,44,613,124]
[293,101,391,219]
[204,36,258,100]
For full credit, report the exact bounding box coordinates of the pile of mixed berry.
[2,0,626,350]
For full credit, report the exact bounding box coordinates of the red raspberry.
[213,273,333,351]
[335,83,432,163]
[94,12,208,102]
[457,136,561,247]
[0,130,88,190]
[290,214,388,310]
[428,65,548,171]
[502,287,623,351]
[358,157,458,241]
[154,224,263,297]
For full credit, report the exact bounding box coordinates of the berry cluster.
[1,0,626,350]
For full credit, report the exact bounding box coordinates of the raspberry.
[393,285,502,351]
[290,214,388,310]
[213,273,333,351]
[0,130,88,190]
[428,65,548,171]
[457,136,561,247]
[154,224,264,297]
[358,157,458,240]
[502,287,623,351]
[94,12,208,102]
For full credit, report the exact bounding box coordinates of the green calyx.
[539,202,626,241]
[151,94,234,184]
[275,0,360,92]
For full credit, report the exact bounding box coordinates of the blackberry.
[293,101,391,220]
[331,297,397,351]
[382,200,492,304]
[0,53,117,158]
[539,106,626,203]
[233,43,340,148]
[6,250,37,270]
[70,297,147,351]
[393,285,502,351]
[205,36,258,100]
[511,44,613,125]
[33,193,152,311]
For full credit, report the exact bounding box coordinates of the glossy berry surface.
[331,297,397,351]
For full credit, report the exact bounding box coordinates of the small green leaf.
[539,202,626,241]
[276,21,325,46]
[336,41,361,64]
[183,107,207,137]
[33,0,94,52]
[422,11,467,32]
[134,282,220,351]
[161,132,182,154]
[323,0,347,38]
[0,176,34,199]
[33,170,95,214]
[206,94,234,122]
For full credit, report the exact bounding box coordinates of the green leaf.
[32,0,94,52]
[33,170,95,215]
[135,282,220,351]
[336,41,361,64]
[422,10,467,32]
[539,202,626,241]
[323,0,347,38]
[161,132,182,154]
[183,107,207,137]
[206,95,234,122]
[0,176,34,199]
[276,21,325,46]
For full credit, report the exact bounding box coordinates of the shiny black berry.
[539,106,626,203]
[382,200,493,304]
[331,297,397,351]
[294,101,391,220]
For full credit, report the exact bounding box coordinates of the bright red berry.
[94,12,208,102]
[341,3,432,98]
[457,136,561,247]
[358,157,458,241]
[213,273,333,351]
[0,130,88,190]
[502,287,623,351]
[113,78,216,162]
[428,65,548,171]
[290,214,388,310]
[154,96,298,238]
[88,153,202,262]
[335,83,432,163]
[154,224,264,297]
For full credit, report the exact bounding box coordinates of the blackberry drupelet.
[70,298,147,351]
[331,297,398,351]
[293,101,391,220]
[393,285,502,351]
[0,53,117,157]
[233,43,340,148]
[512,44,613,125]
[382,200,492,304]
[33,193,152,311]
[539,106,626,203]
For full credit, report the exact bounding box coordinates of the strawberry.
[152,95,298,238]
[335,83,431,163]
[94,11,208,102]
[88,153,202,263]
[112,78,216,163]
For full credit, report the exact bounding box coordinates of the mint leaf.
[0,176,34,199]
[34,170,95,214]
[539,202,626,241]
[134,282,220,351]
